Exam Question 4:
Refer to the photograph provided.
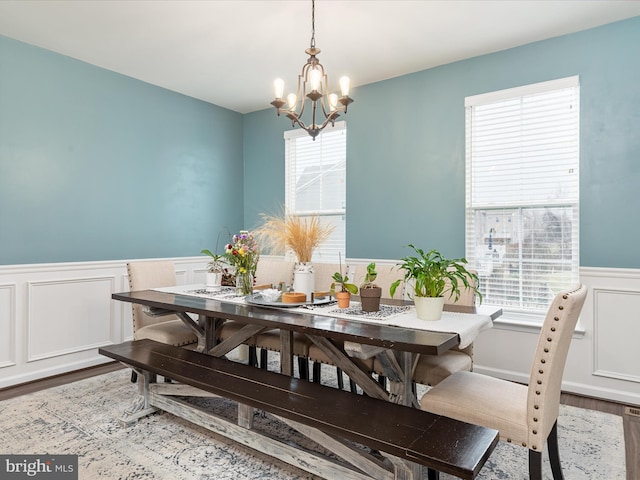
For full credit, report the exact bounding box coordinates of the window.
[285,121,346,262]
[465,77,580,320]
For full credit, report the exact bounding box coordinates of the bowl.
[282,292,307,303]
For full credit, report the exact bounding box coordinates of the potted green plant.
[201,248,226,291]
[390,245,481,320]
[359,262,382,312]
[330,271,358,308]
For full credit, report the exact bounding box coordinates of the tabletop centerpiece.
[255,210,334,302]
[390,244,481,320]
[224,230,260,296]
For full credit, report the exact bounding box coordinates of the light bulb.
[329,93,338,111]
[339,76,350,96]
[274,78,284,99]
[287,93,297,109]
[309,69,321,92]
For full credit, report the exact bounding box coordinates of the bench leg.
[238,403,254,429]
[387,454,422,480]
[119,369,158,427]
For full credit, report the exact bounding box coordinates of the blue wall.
[2,17,639,268]
[0,36,245,265]
[244,17,640,268]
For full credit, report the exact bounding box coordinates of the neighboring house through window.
[465,77,580,322]
[284,121,346,263]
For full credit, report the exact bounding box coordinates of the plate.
[245,293,334,308]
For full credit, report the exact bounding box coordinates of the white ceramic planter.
[414,296,445,321]
[205,271,223,291]
[292,263,315,302]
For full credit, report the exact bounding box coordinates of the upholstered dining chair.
[368,271,478,391]
[420,284,588,480]
[250,258,310,377]
[253,257,295,290]
[410,272,478,387]
[128,260,254,376]
[127,261,198,347]
[308,262,396,389]
[127,261,198,382]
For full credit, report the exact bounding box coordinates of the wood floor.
[2,362,638,479]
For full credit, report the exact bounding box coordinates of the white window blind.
[465,77,580,317]
[285,122,346,262]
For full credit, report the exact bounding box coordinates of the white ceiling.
[1,1,639,114]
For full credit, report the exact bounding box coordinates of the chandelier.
[271,0,353,140]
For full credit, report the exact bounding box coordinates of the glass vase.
[236,270,254,296]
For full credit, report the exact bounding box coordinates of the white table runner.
[153,284,492,348]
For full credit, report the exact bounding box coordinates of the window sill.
[492,312,586,338]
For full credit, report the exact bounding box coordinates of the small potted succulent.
[390,245,481,320]
[359,262,382,312]
[330,270,358,308]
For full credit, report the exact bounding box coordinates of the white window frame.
[284,121,346,263]
[465,77,580,326]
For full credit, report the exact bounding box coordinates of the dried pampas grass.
[255,212,334,263]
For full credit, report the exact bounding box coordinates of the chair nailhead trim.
[534,405,539,409]
[562,294,568,299]
[541,359,546,363]
[558,305,564,310]
[544,348,549,353]
[551,327,556,332]
[532,445,537,450]
[532,430,537,434]
[539,369,544,374]
[533,417,538,422]
[554,316,559,321]
[537,380,542,384]
[536,390,540,395]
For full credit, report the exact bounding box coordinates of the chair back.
[526,284,587,447]
[443,271,477,356]
[127,260,179,336]
[312,263,341,292]
[254,257,295,289]
[353,262,403,300]
[443,270,478,307]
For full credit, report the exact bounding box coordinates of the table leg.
[377,351,419,407]
[280,330,293,376]
[307,336,389,401]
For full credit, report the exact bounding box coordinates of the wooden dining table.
[113,288,502,408]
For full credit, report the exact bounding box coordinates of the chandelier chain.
[310,0,316,49]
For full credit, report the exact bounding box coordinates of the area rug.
[0,365,625,479]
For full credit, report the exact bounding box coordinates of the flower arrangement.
[224,230,260,275]
[254,211,334,263]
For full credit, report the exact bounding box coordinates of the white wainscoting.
[473,266,640,406]
[0,257,209,389]
[1,259,639,406]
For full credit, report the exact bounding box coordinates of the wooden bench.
[99,339,498,480]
